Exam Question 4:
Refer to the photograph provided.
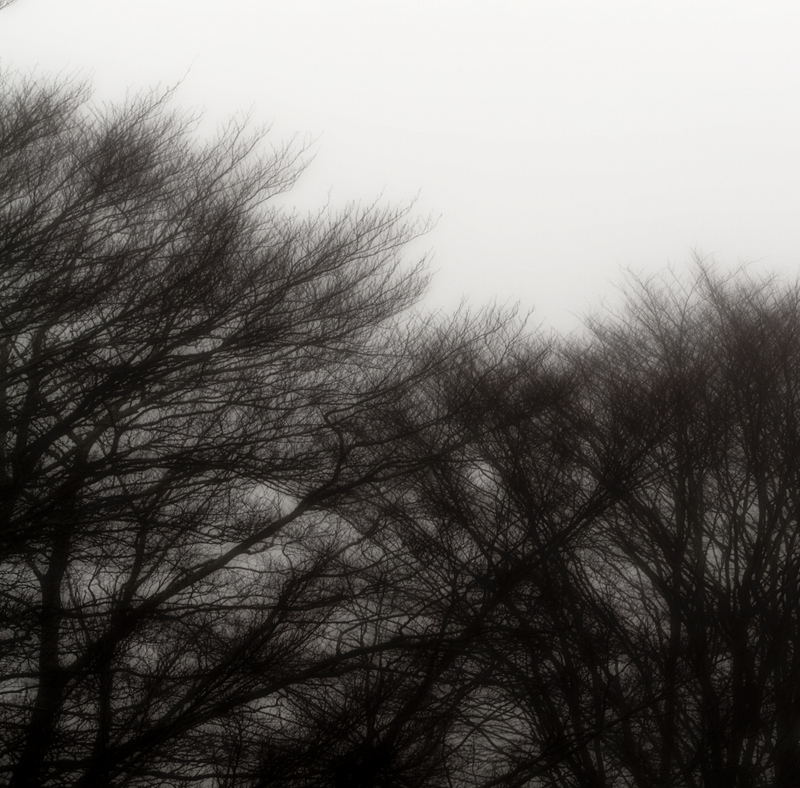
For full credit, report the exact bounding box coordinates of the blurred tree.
[344,266,800,788]
[567,268,800,788]
[0,74,496,788]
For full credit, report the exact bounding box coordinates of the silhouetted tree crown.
[0,76,454,787]
[3,75,800,788]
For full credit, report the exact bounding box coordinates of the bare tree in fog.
[574,269,800,788]
[0,74,507,788]
[5,45,800,788]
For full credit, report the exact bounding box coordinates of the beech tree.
[558,268,800,788]
[350,267,800,788]
[0,75,515,788]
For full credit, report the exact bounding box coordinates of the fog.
[2,0,799,332]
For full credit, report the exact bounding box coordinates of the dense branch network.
[1,75,800,788]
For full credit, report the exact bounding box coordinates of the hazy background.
[2,0,799,332]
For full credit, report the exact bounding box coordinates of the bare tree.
[567,267,800,788]
[364,265,800,788]
[0,75,494,788]
[334,324,633,788]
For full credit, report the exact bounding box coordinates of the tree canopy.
[2,75,800,788]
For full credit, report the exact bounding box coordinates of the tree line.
[2,75,800,788]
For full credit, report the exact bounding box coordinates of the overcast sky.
[2,0,799,332]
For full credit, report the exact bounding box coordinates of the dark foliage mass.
[2,76,800,788]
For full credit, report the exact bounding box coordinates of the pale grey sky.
[2,0,799,331]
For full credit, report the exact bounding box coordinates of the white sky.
[2,0,799,333]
